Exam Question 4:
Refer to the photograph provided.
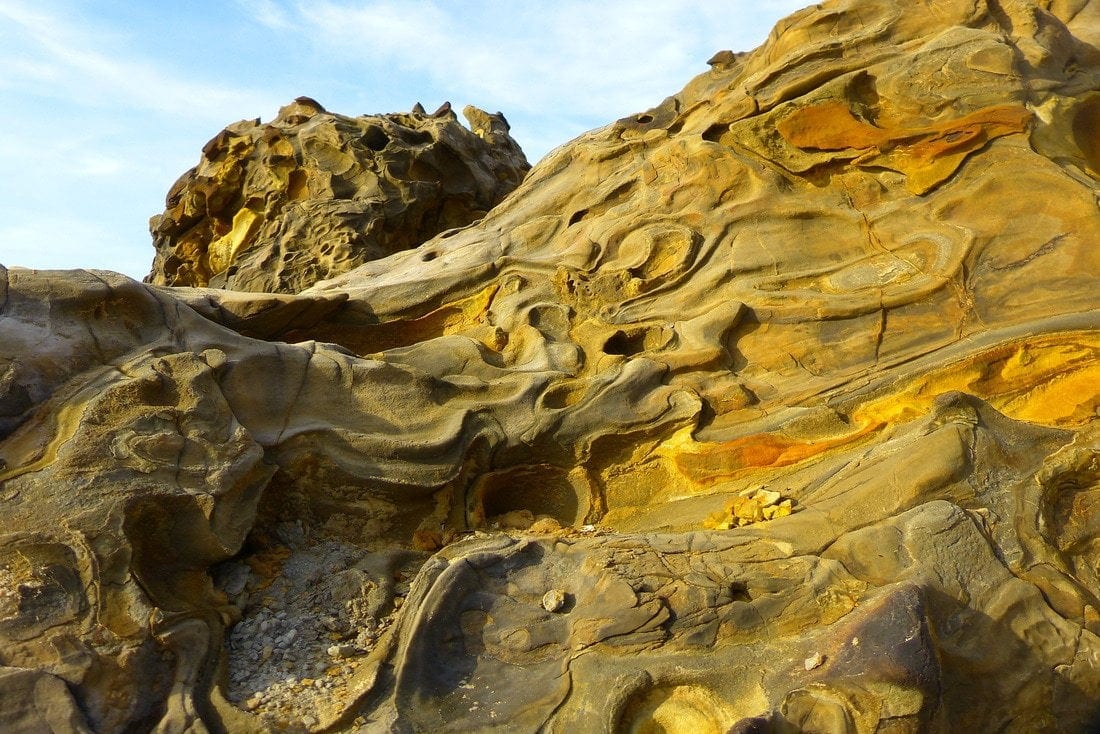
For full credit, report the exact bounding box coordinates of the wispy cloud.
[240,0,811,119]
[0,0,276,122]
[234,0,294,30]
[0,0,280,276]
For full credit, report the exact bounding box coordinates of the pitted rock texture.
[3,0,1100,732]
[147,98,529,293]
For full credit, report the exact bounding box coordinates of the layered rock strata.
[2,0,1100,731]
[147,98,529,293]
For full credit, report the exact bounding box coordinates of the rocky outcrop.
[147,98,529,293]
[3,0,1100,731]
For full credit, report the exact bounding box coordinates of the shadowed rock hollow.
[2,0,1100,731]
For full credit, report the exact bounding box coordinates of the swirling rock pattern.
[2,0,1100,731]
[147,98,529,294]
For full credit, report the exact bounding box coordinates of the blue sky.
[0,0,809,279]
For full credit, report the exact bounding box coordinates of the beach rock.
[147,98,529,293]
[2,0,1100,731]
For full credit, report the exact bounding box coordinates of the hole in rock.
[287,169,308,199]
[470,466,585,529]
[361,126,390,151]
[636,114,654,124]
[1072,95,1100,172]
[395,126,433,146]
[848,71,880,124]
[729,581,752,603]
[541,382,588,410]
[618,684,740,734]
[702,123,730,144]
[603,327,669,356]
[603,330,645,356]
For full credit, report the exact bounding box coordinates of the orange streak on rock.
[778,102,1032,193]
[673,422,880,485]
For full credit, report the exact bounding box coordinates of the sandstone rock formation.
[3,0,1100,731]
[147,98,529,293]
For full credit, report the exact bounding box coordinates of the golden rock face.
[147,99,529,294]
[2,0,1100,731]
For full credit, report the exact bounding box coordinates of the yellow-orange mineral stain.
[656,332,1096,494]
[778,102,1032,193]
[853,332,1099,429]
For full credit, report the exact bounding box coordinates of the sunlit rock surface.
[147,98,529,294]
[3,0,1100,731]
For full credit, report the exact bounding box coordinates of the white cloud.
[0,0,277,123]
[235,0,294,30]
[73,154,125,177]
[256,0,812,119]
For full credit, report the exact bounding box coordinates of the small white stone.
[541,589,567,613]
[327,643,357,658]
[804,652,825,670]
[757,489,781,506]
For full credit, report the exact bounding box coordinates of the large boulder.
[147,98,529,293]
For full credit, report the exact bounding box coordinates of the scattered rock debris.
[704,487,797,530]
[215,521,425,731]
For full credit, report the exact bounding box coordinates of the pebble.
[804,652,825,670]
[328,644,357,659]
[221,538,404,721]
[542,589,567,613]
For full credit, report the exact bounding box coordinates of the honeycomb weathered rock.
[147,98,528,293]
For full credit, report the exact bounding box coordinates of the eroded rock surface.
[147,98,529,293]
[3,0,1100,731]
